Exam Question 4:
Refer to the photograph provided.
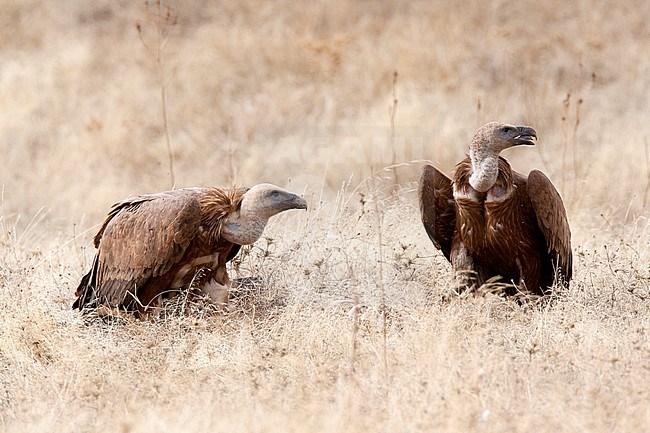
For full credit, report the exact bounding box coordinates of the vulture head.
[222,183,307,245]
[471,121,537,152]
[468,122,537,192]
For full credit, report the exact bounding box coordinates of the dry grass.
[0,1,649,432]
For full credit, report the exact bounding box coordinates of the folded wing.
[418,165,456,261]
[527,170,573,284]
[79,189,204,308]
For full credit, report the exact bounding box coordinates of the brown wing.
[418,164,456,261]
[93,189,204,307]
[225,244,242,263]
[527,170,573,283]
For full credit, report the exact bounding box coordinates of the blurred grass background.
[1,0,648,229]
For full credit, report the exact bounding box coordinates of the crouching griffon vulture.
[74,184,307,314]
[418,122,572,295]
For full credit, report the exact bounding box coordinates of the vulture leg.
[202,279,229,307]
[451,242,479,293]
[201,265,230,309]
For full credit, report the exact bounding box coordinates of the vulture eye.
[271,191,281,198]
[501,126,513,134]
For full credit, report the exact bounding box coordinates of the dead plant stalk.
[389,71,399,185]
[369,170,389,388]
[137,0,178,189]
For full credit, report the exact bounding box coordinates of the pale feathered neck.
[220,200,271,245]
[468,147,499,192]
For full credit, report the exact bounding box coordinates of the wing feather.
[527,170,573,282]
[418,165,456,261]
[94,189,204,306]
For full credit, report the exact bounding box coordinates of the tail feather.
[73,255,99,310]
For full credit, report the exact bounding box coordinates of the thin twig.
[349,294,360,375]
[137,0,178,189]
[368,169,388,387]
[160,67,175,189]
[560,92,571,197]
[571,57,583,206]
[643,138,650,211]
[388,71,399,185]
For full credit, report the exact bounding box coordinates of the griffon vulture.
[74,184,307,314]
[418,122,572,295]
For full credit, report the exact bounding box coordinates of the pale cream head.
[468,122,537,192]
[471,121,537,154]
[221,184,307,245]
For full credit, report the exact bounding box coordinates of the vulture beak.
[513,126,537,146]
[290,194,308,210]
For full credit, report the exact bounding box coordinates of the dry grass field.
[1,1,649,432]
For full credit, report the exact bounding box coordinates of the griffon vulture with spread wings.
[418,122,572,295]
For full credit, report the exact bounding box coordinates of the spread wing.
[418,164,456,261]
[527,170,573,283]
[92,189,204,307]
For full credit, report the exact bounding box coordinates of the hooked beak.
[290,194,308,210]
[513,126,537,146]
